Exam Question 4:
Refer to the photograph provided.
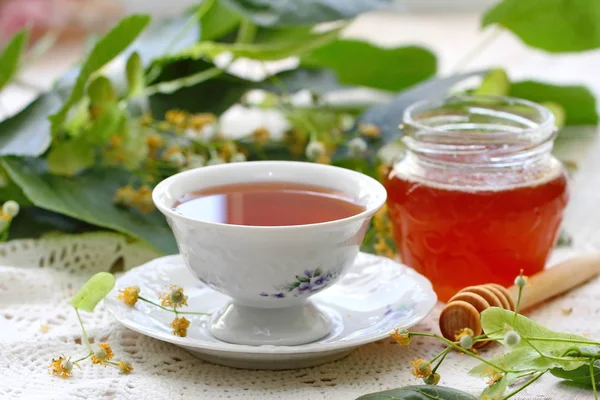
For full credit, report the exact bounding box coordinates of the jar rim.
[403,94,555,140]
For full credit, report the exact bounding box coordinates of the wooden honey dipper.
[439,254,600,346]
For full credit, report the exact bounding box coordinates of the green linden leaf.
[301,40,437,92]
[49,14,151,135]
[480,307,590,371]
[220,0,388,27]
[509,81,598,126]
[46,139,96,177]
[1,157,177,254]
[472,68,510,96]
[550,359,600,388]
[200,0,242,41]
[0,29,28,91]
[482,0,600,53]
[469,347,558,377]
[70,272,115,312]
[356,385,477,400]
[160,26,341,62]
[0,92,60,157]
[479,372,521,400]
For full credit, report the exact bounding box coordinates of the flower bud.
[230,153,247,163]
[504,330,521,347]
[305,141,326,160]
[423,373,440,385]
[87,76,116,106]
[2,200,19,217]
[126,52,144,97]
[514,275,527,288]
[348,137,368,157]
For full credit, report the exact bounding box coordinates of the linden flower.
[146,133,164,152]
[514,273,528,288]
[423,372,440,385]
[171,316,191,337]
[114,186,136,206]
[118,286,140,307]
[165,110,188,128]
[2,200,19,218]
[188,113,216,130]
[118,360,134,374]
[109,135,122,148]
[49,356,73,378]
[359,123,381,138]
[160,285,188,308]
[411,358,432,378]
[91,343,114,365]
[455,327,475,341]
[390,328,411,346]
[487,373,504,386]
[132,186,154,214]
[253,127,270,145]
[374,238,394,258]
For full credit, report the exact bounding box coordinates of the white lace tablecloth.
[2,10,600,400]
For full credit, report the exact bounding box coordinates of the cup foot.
[210,302,331,346]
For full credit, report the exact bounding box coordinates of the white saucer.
[105,252,437,370]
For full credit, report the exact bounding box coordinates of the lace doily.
[0,231,598,400]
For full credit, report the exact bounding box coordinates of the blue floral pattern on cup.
[260,267,340,298]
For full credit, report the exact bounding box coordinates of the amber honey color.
[385,171,569,301]
[174,182,365,226]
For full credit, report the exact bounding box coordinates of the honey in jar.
[385,96,569,301]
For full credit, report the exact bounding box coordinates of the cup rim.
[152,161,387,231]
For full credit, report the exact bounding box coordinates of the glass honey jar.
[384,95,569,301]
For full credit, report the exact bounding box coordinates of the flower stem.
[513,278,524,325]
[138,296,211,316]
[75,308,92,353]
[591,358,598,400]
[409,332,508,373]
[501,371,546,400]
[523,337,600,346]
[431,347,451,374]
[74,353,92,363]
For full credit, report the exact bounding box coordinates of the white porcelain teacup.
[153,161,386,346]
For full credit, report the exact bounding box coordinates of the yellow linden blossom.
[139,113,154,127]
[165,110,188,129]
[374,237,395,259]
[132,186,154,214]
[118,286,140,307]
[188,113,216,130]
[160,285,188,308]
[114,186,136,206]
[390,328,411,346]
[359,123,381,138]
[286,129,307,155]
[163,145,183,158]
[118,360,134,374]
[219,143,237,161]
[253,127,270,145]
[91,343,114,365]
[146,133,164,153]
[411,358,432,378]
[49,356,73,378]
[315,154,331,164]
[454,327,475,342]
[109,135,122,148]
[171,316,190,337]
[487,373,504,386]
[0,212,11,222]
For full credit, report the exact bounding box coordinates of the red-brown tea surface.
[175,182,365,226]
